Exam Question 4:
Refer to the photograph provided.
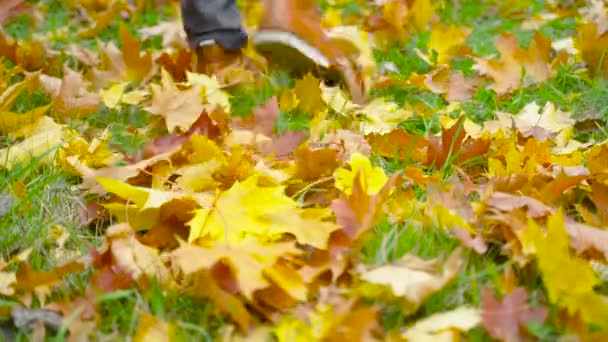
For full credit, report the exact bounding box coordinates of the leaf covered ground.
[2,0,608,340]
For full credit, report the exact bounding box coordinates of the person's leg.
[181,0,247,50]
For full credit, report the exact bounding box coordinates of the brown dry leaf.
[366,128,428,162]
[426,115,489,170]
[0,31,47,72]
[105,223,169,284]
[145,68,205,132]
[295,144,340,181]
[77,0,128,39]
[140,20,188,49]
[0,0,31,25]
[119,24,155,84]
[92,25,156,85]
[486,191,553,218]
[474,32,551,95]
[481,287,548,342]
[360,247,464,313]
[575,22,608,78]
[565,220,608,261]
[14,260,86,305]
[331,172,398,240]
[39,67,101,119]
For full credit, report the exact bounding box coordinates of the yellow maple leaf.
[186,71,231,113]
[410,0,434,31]
[0,116,66,170]
[169,239,299,299]
[356,98,413,135]
[427,24,470,64]
[526,209,608,327]
[187,175,338,248]
[473,32,551,95]
[145,68,205,132]
[0,105,49,135]
[133,312,175,342]
[294,73,324,115]
[333,152,389,195]
[360,247,463,313]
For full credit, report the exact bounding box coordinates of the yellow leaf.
[0,271,16,296]
[427,24,470,64]
[274,315,316,342]
[333,152,388,195]
[145,68,205,132]
[188,175,338,249]
[360,247,463,313]
[0,72,40,113]
[527,209,608,327]
[357,98,413,135]
[189,134,226,164]
[170,239,299,299]
[103,203,159,231]
[278,88,299,112]
[294,73,324,115]
[403,306,481,341]
[411,0,434,31]
[176,161,221,192]
[0,105,49,135]
[513,102,574,137]
[186,71,231,113]
[100,82,129,109]
[0,116,65,170]
[133,312,173,342]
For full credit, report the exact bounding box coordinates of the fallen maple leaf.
[360,247,464,313]
[169,239,300,300]
[331,171,398,240]
[333,152,389,195]
[0,0,30,25]
[366,128,428,162]
[39,67,101,119]
[0,116,67,170]
[403,306,481,341]
[133,312,175,342]
[426,115,489,170]
[357,97,413,135]
[574,22,608,78]
[474,32,551,95]
[524,209,608,328]
[187,175,339,249]
[145,68,205,132]
[481,287,548,342]
[427,24,471,64]
[512,102,575,140]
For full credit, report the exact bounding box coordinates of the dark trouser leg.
[180,0,248,50]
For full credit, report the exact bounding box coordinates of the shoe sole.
[252,30,342,84]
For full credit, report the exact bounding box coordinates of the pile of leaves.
[2,0,608,340]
